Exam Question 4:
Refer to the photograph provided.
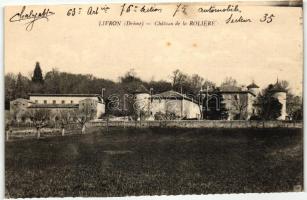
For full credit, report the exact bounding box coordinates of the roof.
[200,90,256,96]
[28,104,79,109]
[219,85,242,92]
[133,84,149,94]
[151,90,198,103]
[11,98,33,103]
[270,82,287,93]
[247,82,259,89]
[28,93,100,97]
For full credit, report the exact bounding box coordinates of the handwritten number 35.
[260,14,275,23]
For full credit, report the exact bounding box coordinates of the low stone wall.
[87,120,303,129]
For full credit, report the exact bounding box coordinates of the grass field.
[5,128,303,198]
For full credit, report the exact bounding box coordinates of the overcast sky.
[5,3,303,95]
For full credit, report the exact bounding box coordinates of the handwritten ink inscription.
[9,6,55,31]
[8,4,277,31]
[226,14,252,24]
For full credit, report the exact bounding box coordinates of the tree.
[255,85,282,120]
[202,80,216,90]
[5,73,17,110]
[32,62,44,84]
[221,77,237,87]
[44,68,61,93]
[148,80,172,93]
[5,111,17,141]
[232,94,248,120]
[15,73,30,99]
[203,88,228,120]
[120,69,142,84]
[220,77,240,91]
[287,93,303,120]
[171,69,190,93]
[280,80,290,92]
[26,109,51,139]
[73,103,96,134]
[58,110,74,136]
[189,74,204,95]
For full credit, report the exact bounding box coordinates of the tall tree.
[189,74,204,95]
[32,62,44,84]
[255,85,282,120]
[287,93,303,120]
[5,73,17,109]
[15,73,29,99]
[171,69,189,93]
[44,68,61,93]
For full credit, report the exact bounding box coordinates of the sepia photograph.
[3,0,304,198]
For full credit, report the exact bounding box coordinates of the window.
[44,100,47,104]
[234,95,238,100]
[62,100,65,104]
[35,100,38,103]
[53,100,56,104]
[71,100,74,104]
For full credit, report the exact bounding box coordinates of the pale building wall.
[149,98,200,119]
[29,96,98,104]
[246,93,257,119]
[135,93,150,113]
[248,88,259,96]
[272,92,287,120]
[9,98,33,122]
[79,98,105,119]
[182,99,201,119]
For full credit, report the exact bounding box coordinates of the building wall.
[272,92,287,120]
[246,93,257,119]
[9,99,33,122]
[135,93,150,113]
[149,98,201,119]
[29,96,98,104]
[220,93,249,120]
[79,98,105,119]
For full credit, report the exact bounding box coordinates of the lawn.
[5,128,303,198]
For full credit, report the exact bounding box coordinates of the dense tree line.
[5,62,303,120]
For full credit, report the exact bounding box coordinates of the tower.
[247,82,260,96]
[133,84,150,120]
[270,80,287,120]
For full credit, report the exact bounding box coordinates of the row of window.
[35,100,75,104]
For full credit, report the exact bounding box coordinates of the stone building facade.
[10,94,105,122]
[134,86,201,120]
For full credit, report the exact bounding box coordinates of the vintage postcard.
[4,0,303,198]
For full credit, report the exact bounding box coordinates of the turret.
[247,82,260,96]
[270,80,287,120]
[133,84,150,119]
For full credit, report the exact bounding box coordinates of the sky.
[4,3,303,95]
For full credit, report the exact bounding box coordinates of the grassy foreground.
[5,128,303,197]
